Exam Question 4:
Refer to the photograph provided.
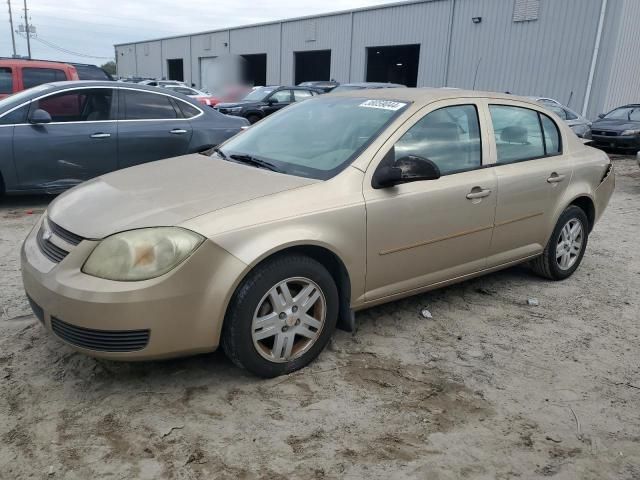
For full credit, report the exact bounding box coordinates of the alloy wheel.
[251,277,326,363]
[556,218,583,270]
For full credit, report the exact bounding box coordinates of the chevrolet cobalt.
[22,89,614,377]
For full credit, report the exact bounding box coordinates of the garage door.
[199,57,218,92]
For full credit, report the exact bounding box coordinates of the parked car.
[0,81,248,195]
[215,85,320,124]
[138,79,185,87]
[70,63,113,81]
[0,59,79,99]
[529,97,591,138]
[331,82,405,92]
[21,89,614,377]
[298,81,339,92]
[591,104,640,152]
[163,84,219,107]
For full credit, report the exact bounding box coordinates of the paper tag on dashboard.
[359,100,407,111]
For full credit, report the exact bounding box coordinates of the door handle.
[170,129,188,134]
[547,172,566,183]
[466,187,492,199]
[90,133,111,138]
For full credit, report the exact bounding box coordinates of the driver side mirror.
[267,98,277,106]
[372,155,441,189]
[29,109,52,125]
[597,113,605,119]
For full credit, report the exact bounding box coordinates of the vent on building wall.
[304,21,317,42]
[513,0,539,22]
[204,35,212,51]
[143,43,150,56]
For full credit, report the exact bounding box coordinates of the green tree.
[100,61,116,75]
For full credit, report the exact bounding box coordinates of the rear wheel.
[530,205,589,280]
[221,254,338,378]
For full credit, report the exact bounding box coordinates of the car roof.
[330,87,541,108]
[0,58,73,68]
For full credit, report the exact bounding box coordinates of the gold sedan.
[21,89,615,377]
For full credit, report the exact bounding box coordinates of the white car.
[529,97,592,139]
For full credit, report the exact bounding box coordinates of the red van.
[0,59,80,99]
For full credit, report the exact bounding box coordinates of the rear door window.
[0,67,13,94]
[489,105,561,164]
[22,68,67,89]
[122,90,179,120]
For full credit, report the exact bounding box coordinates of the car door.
[117,88,194,169]
[363,100,497,301]
[264,89,293,116]
[12,87,118,191]
[486,102,572,266]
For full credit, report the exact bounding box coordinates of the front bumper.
[21,218,247,360]
[591,134,640,151]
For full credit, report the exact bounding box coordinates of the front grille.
[48,219,84,246]
[51,317,150,352]
[37,226,69,263]
[27,295,44,323]
[592,130,619,137]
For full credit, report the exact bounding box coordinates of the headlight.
[621,129,640,136]
[82,227,204,281]
[227,107,243,113]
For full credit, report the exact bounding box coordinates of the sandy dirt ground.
[0,156,638,480]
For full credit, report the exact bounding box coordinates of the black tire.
[246,114,262,125]
[530,205,589,280]
[221,254,339,378]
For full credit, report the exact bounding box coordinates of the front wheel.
[530,205,589,280]
[221,254,338,378]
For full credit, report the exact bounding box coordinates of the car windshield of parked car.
[218,97,408,180]
[242,87,276,101]
[604,107,640,121]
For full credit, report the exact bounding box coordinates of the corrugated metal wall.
[447,0,602,112]
[350,0,451,86]
[600,0,640,112]
[281,13,352,84]
[115,0,639,117]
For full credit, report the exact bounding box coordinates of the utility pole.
[7,0,17,57]
[22,0,30,59]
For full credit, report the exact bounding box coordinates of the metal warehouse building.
[114,0,640,118]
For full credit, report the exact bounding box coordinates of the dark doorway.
[294,50,331,84]
[241,54,267,86]
[167,58,184,81]
[366,44,420,87]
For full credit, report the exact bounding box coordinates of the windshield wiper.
[229,154,282,173]
[212,147,227,159]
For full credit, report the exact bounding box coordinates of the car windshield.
[604,107,640,121]
[332,85,365,92]
[0,84,51,110]
[242,87,275,101]
[218,97,409,180]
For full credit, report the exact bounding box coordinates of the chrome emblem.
[42,229,52,242]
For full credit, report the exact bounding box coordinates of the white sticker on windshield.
[359,100,407,111]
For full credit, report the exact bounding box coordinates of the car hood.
[592,119,640,131]
[47,154,318,239]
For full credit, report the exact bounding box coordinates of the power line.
[16,31,113,59]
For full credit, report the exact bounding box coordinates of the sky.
[1,0,392,65]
